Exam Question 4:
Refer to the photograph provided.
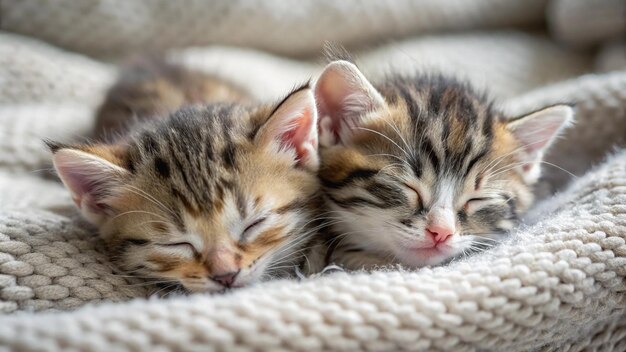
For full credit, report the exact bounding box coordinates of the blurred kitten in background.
[93,58,248,141]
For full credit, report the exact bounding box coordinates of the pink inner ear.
[517,120,563,154]
[280,106,317,165]
[61,171,114,213]
[510,105,573,159]
[316,66,360,142]
[53,149,125,215]
[316,77,348,141]
[314,61,385,146]
[262,87,319,171]
[60,168,99,209]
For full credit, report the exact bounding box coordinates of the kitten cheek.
[182,280,224,293]
[445,240,469,259]
[154,245,197,258]
[233,268,257,286]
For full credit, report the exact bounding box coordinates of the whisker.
[151,283,179,297]
[134,220,172,229]
[382,119,414,159]
[479,136,555,176]
[366,153,410,166]
[121,185,178,218]
[111,210,169,222]
[355,127,411,159]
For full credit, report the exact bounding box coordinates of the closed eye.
[466,197,492,203]
[242,217,267,239]
[464,197,497,214]
[403,183,423,209]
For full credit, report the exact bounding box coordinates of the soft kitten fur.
[94,59,248,140]
[50,62,321,293]
[312,60,573,270]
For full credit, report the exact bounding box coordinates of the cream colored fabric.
[1,149,626,350]
[0,0,625,350]
[549,0,626,48]
[0,0,548,57]
[596,42,626,72]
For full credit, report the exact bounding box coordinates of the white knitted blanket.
[1,0,626,351]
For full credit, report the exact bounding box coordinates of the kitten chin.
[313,60,573,271]
[50,61,323,293]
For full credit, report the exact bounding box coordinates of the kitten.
[49,62,321,293]
[94,60,248,140]
[313,60,572,270]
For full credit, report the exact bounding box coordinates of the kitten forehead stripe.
[420,138,441,173]
[154,157,170,178]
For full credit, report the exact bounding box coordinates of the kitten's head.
[50,86,320,292]
[315,61,572,267]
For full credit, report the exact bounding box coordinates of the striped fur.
[313,60,572,270]
[94,60,249,141]
[50,63,321,293]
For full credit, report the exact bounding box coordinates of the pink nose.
[426,224,455,244]
[210,270,240,287]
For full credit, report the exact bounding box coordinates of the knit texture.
[0,151,625,351]
[0,0,548,57]
[0,0,626,350]
[0,210,148,313]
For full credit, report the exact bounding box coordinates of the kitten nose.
[210,270,240,287]
[426,224,455,244]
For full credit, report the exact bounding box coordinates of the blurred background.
[0,0,625,207]
[2,0,625,99]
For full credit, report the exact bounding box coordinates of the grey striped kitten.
[312,60,572,270]
[50,62,321,293]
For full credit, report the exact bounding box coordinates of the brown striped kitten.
[314,60,573,270]
[49,63,321,293]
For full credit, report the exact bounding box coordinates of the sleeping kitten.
[313,60,572,270]
[49,63,321,293]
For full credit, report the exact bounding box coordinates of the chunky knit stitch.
[0,1,625,350]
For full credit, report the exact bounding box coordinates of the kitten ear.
[257,85,319,172]
[507,104,574,183]
[50,144,130,224]
[314,60,386,146]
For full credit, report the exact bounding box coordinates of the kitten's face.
[315,61,572,268]
[52,88,320,292]
[100,143,317,292]
[319,111,528,267]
